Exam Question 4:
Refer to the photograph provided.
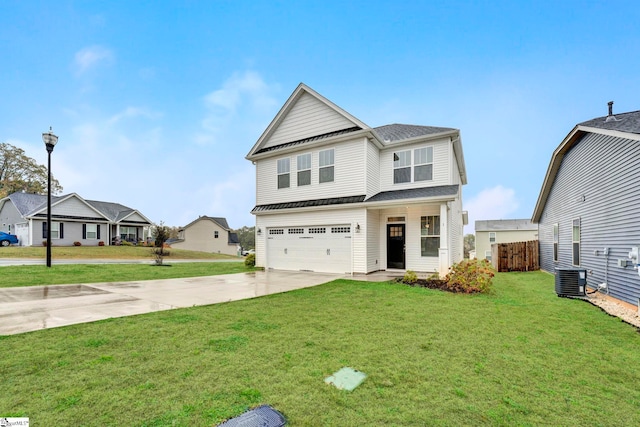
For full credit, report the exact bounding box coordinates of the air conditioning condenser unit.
[555,268,587,297]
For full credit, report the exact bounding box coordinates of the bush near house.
[244,253,255,267]
[399,259,495,294]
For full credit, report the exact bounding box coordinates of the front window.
[86,224,97,239]
[572,219,580,266]
[120,226,137,242]
[414,147,433,181]
[553,224,559,262]
[51,222,61,239]
[277,158,290,189]
[393,150,411,184]
[421,215,440,257]
[297,153,311,186]
[489,232,496,243]
[319,149,334,183]
[485,250,492,261]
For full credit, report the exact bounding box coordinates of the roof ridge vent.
[605,101,619,122]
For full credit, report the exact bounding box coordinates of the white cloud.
[198,70,279,145]
[108,106,161,125]
[74,45,114,75]
[464,185,519,234]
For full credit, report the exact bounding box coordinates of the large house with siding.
[475,219,538,261]
[246,83,468,275]
[0,191,151,246]
[170,216,240,256]
[532,103,640,309]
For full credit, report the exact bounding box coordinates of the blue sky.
[2,1,639,232]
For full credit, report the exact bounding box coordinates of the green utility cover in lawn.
[324,367,366,391]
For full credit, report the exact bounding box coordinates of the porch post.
[438,202,449,277]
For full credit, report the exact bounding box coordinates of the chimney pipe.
[605,101,618,122]
[608,101,613,116]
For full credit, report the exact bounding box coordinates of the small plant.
[98,241,105,246]
[151,221,171,265]
[73,241,82,246]
[402,270,418,284]
[244,253,255,267]
[42,240,47,246]
[444,259,495,293]
[121,240,133,246]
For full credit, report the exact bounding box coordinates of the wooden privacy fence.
[491,240,539,272]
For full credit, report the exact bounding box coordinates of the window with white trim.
[553,224,559,262]
[319,149,334,183]
[393,150,411,184]
[489,232,496,243]
[214,231,219,238]
[51,222,61,239]
[297,153,311,186]
[485,250,492,261]
[277,158,290,189]
[421,215,440,257]
[414,147,433,181]
[572,218,580,266]
[120,226,137,242]
[86,223,98,239]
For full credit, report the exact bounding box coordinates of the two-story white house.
[246,83,467,275]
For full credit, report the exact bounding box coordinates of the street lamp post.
[42,127,58,268]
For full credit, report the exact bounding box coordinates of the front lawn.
[2,271,639,425]
[0,245,240,259]
[0,262,252,288]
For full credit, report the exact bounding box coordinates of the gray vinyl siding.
[538,132,640,305]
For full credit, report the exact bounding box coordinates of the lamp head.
[42,127,58,153]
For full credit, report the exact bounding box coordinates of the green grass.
[2,271,640,425]
[0,262,253,288]
[0,245,240,259]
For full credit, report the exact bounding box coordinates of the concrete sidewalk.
[0,270,344,335]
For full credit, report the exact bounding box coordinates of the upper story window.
[297,153,311,186]
[553,224,559,262]
[277,158,290,189]
[414,147,433,181]
[319,149,334,183]
[393,150,411,184]
[214,231,219,238]
[489,232,496,243]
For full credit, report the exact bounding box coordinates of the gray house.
[0,192,152,246]
[532,103,640,308]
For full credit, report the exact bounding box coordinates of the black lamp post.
[42,127,58,268]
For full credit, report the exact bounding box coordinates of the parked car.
[0,231,19,246]
[242,249,255,256]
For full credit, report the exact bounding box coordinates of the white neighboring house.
[474,219,539,261]
[245,83,468,275]
[0,191,152,246]
[170,216,240,256]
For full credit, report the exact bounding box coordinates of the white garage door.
[266,225,352,273]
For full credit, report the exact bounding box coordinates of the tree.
[235,225,255,250]
[0,142,63,198]
[464,234,475,259]
[152,222,171,265]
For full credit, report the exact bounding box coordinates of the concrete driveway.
[0,270,343,335]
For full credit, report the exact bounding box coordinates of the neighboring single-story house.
[0,191,152,246]
[169,216,240,255]
[245,83,468,275]
[475,219,538,261]
[532,102,640,309]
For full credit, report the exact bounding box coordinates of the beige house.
[475,219,538,261]
[170,216,240,255]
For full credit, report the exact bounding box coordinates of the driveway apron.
[0,271,342,335]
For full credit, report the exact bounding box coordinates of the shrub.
[98,241,105,246]
[244,253,255,268]
[402,270,418,284]
[42,240,47,246]
[444,259,495,293]
[73,241,82,246]
[121,240,133,246]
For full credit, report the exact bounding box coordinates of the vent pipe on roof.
[605,101,619,122]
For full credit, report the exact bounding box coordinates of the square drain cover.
[324,367,366,391]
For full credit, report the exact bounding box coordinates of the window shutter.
[97,225,101,239]
[43,222,48,239]
[82,224,87,239]
[60,223,64,239]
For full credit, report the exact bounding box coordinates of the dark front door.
[387,224,405,269]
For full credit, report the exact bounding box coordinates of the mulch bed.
[394,278,481,294]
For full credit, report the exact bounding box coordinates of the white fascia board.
[118,210,153,224]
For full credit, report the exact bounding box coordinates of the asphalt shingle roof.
[364,185,459,203]
[579,110,640,134]
[373,124,456,142]
[252,195,366,212]
[255,126,362,154]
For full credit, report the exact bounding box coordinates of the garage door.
[266,225,352,273]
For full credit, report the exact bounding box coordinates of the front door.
[387,224,405,269]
